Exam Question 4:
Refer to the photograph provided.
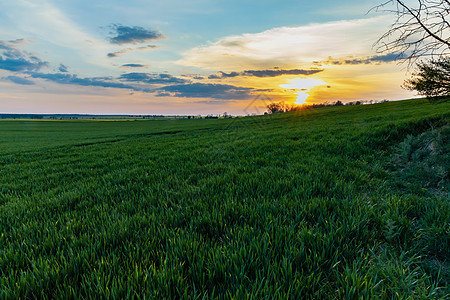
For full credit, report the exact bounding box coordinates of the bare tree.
[373,0,450,65]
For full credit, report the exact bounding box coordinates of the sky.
[0,0,417,115]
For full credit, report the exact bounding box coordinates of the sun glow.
[280,78,326,104]
[295,91,309,105]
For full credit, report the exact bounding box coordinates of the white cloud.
[1,0,114,74]
[178,16,393,71]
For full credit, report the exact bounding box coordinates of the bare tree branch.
[372,0,450,66]
[398,0,450,46]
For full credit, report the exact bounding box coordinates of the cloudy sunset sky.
[0,0,416,115]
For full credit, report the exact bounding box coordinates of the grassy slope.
[0,99,449,298]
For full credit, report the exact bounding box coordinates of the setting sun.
[280,78,326,104]
[294,91,309,104]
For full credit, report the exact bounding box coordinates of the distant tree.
[267,102,285,114]
[403,57,450,101]
[346,101,362,106]
[266,102,304,113]
[334,100,344,106]
[286,104,302,112]
[374,0,450,65]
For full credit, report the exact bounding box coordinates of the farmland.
[0,99,449,298]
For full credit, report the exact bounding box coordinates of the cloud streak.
[0,40,49,72]
[28,71,254,100]
[107,48,133,58]
[58,64,69,72]
[317,53,405,66]
[109,25,165,45]
[4,75,35,85]
[121,64,148,68]
[208,68,323,79]
[30,72,149,92]
[156,83,254,100]
[107,45,158,58]
[119,72,187,84]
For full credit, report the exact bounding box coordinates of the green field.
[0,99,449,298]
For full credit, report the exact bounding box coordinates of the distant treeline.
[0,114,44,119]
[1,100,391,120]
[0,114,194,120]
[266,100,389,114]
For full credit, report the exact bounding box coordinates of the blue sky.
[0,0,415,115]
